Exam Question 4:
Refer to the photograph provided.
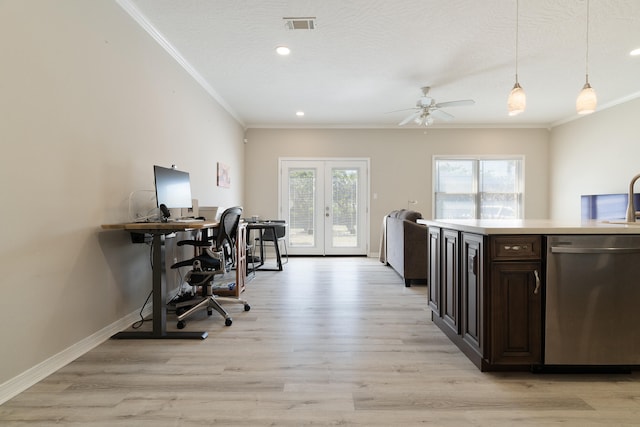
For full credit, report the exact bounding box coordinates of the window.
[434,157,523,219]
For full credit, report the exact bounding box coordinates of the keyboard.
[172,218,204,223]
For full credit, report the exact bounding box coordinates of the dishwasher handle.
[550,246,640,254]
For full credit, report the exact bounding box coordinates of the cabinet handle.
[533,270,541,295]
[503,244,528,251]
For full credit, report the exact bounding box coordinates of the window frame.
[432,155,525,220]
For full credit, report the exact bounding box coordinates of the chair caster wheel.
[225,318,232,326]
[244,304,251,311]
[177,320,186,329]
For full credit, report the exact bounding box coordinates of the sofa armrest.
[402,220,428,280]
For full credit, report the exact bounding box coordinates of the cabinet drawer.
[490,236,541,260]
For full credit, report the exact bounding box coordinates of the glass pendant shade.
[508,81,526,116]
[576,80,597,114]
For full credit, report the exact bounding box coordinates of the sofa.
[383,210,428,287]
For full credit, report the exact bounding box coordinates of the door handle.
[533,269,541,295]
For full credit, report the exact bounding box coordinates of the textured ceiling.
[123,0,640,129]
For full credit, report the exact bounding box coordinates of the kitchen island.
[418,219,640,371]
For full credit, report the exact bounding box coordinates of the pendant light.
[508,0,525,116]
[576,0,597,114]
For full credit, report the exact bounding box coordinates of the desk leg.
[152,232,166,335]
[259,229,265,265]
[254,229,265,268]
[112,233,207,340]
[273,228,283,271]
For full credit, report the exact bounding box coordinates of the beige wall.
[549,98,640,220]
[0,0,244,386]
[244,127,550,253]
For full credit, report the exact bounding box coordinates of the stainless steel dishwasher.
[546,235,640,365]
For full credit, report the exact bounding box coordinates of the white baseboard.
[0,305,153,405]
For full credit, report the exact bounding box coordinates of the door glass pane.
[331,168,358,247]
[288,169,315,247]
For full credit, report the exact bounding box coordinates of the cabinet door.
[461,233,484,356]
[441,229,459,334]
[489,262,542,365]
[428,227,441,316]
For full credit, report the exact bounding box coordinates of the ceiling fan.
[397,86,475,126]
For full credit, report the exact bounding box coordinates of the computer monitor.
[153,165,193,210]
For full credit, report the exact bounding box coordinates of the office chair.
[171,206,250,328]
[257,220,288,267]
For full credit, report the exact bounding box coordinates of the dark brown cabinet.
[441,229,459,335]
[427,228,543,371]
[461,232,484,357]
[488,236,542,367]
[427,226,441,316]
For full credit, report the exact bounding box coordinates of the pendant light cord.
[585,0,590,82]
[515,0,520,83]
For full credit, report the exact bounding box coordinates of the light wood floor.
[2,257,640,426]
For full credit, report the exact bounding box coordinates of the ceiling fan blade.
[434,99,475,108]
[386,107,419,114]
[430,109,455,121]
[399,111,422,126]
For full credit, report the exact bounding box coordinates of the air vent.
[283,17,316,30]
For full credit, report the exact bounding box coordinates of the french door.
[279,159,369,255]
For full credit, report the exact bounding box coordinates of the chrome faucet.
[625,173,640,222]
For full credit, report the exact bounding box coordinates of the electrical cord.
[131,290,153,329]
[131,238,155,329]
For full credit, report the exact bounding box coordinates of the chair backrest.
[262,220,286,241]
[216,206,243,257]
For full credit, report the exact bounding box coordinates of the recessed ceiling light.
[630,48,640,56]
[296,111,305,116]
[276,46,290,56]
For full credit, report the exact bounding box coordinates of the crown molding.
[115,0,244,127]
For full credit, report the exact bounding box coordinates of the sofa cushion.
[391,209,422,222]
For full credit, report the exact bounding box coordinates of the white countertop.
[416,219,640,235]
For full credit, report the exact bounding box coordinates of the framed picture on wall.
[217,162,231,188]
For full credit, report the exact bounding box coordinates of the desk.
[246,221,287,271]
[102,221,219,340]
